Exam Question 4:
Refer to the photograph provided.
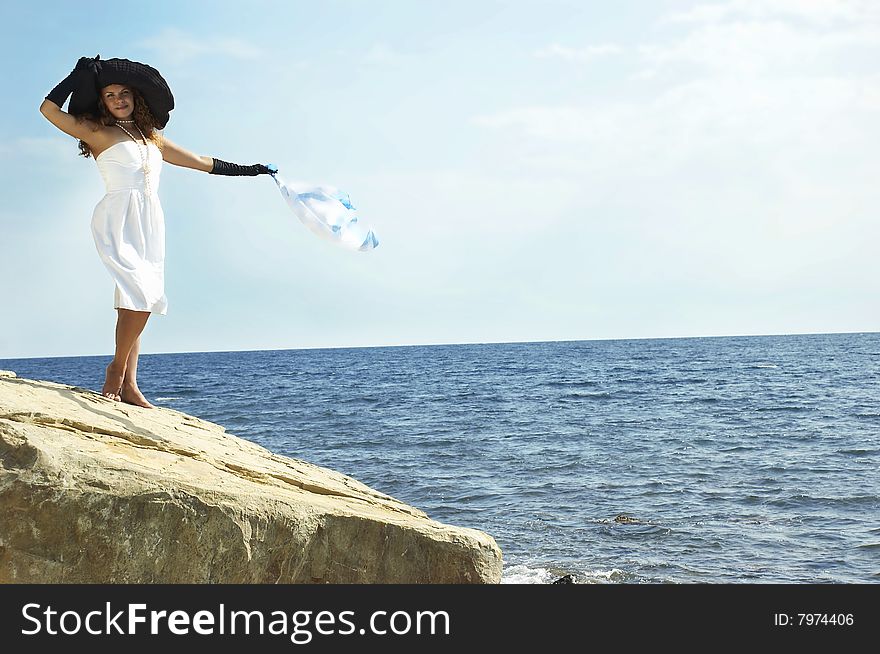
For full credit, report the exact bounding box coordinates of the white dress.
[91,139,167,314]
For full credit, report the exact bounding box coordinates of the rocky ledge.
[0,371,502,583]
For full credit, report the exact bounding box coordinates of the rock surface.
[0,372,502,583]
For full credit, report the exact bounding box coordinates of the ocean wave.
[158,388,201,398]
[337,395,383,405]
[838,448,879,456]
[561,391,614,400]
[598,520,672,537]
[765,494,879,509]
[531,460,584,473]
[544,380,601,389]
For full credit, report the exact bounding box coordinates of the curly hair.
[75,86,164,158]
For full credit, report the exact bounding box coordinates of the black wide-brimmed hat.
[68,55,175,129]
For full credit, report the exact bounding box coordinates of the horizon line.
[2,328,877,361]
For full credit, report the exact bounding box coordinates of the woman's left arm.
[159,137,214,172]
[160,138,273,176]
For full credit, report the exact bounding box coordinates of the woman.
[40,56,273,408]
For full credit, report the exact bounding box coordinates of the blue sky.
[1,0,878,358]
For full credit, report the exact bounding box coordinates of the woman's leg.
[102,309,150,403]
[120,335,154,408]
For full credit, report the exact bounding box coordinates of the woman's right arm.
[40,99,98,142]
[40,59,99,142]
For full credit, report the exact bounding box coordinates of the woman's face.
[101,84,135,121]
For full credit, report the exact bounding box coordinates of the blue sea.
[3,333,879,583]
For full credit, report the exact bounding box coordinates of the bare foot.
[120,382,154,408]
[102,362,124,401]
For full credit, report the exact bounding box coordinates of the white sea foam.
[502,564,627,584]
[587,568,627,582]
[501,564,556,584]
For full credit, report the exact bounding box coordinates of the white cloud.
[136,27,265,64]
[640,13,880,79]
[534,43,623,62]
[666,0,879,26]
[474,1,880,177]
[472,105,616,141]
[470,2,880,284]
[364,42,402,64]
[472,72,880,202]
[0,136,73,159]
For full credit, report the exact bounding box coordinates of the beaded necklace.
[114,122,152,193]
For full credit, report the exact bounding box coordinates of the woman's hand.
[44,55,100,109]
[74,56,97,71]
[209,159,276,176]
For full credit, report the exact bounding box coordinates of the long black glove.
[209,158,274,176]
[45,56,97,108]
